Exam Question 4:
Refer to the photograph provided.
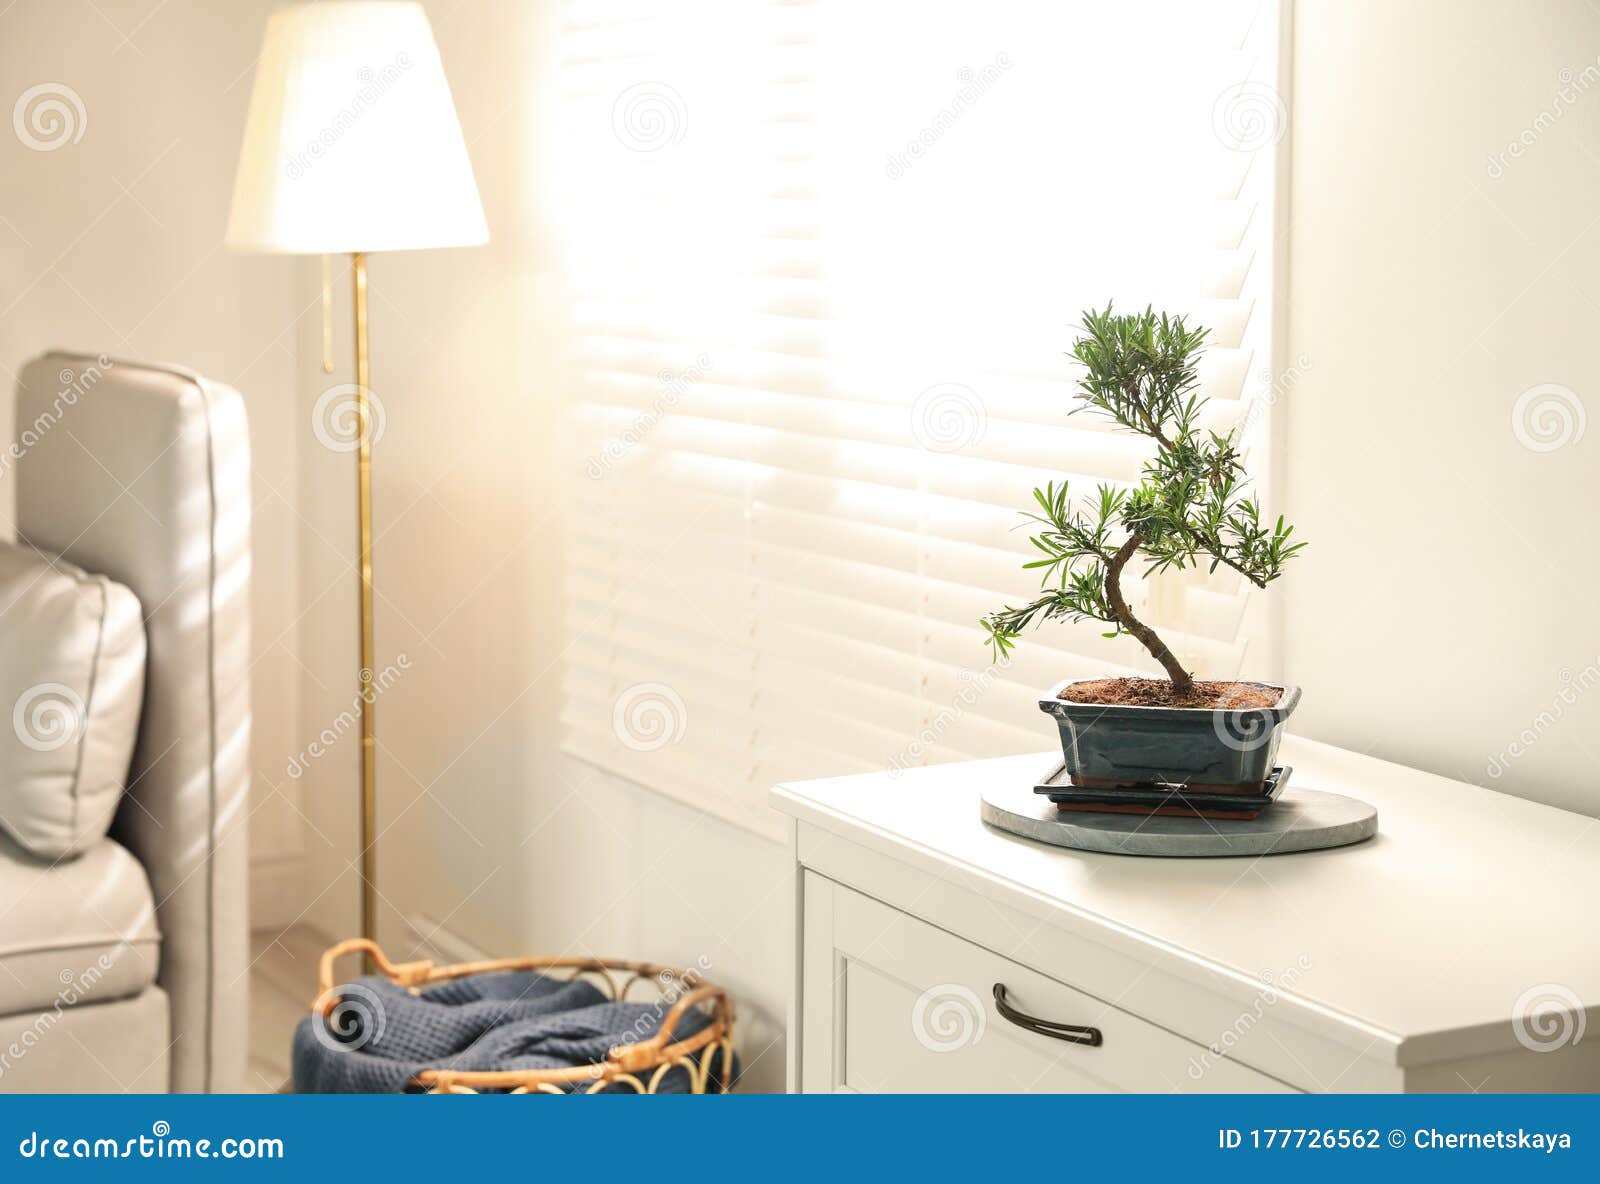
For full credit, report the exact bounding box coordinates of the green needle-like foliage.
[982,305,1305,692]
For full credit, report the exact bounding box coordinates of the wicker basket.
[312,938,736,1094]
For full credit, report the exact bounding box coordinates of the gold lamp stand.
[351,251,378,950]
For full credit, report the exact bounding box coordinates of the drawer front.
[801,873,1291,1093]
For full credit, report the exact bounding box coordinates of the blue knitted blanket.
[292,970,731,1094]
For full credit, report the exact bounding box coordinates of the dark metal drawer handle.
[993,983,1103,1047]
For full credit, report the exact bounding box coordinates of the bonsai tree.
[982,305,1304,701]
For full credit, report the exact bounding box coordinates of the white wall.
[0,0,307,916]
[1283,0,1600,817]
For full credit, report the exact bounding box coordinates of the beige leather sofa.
[0,353,250,1093]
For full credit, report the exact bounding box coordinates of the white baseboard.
[249,851,308,930]
[398,913,491,964]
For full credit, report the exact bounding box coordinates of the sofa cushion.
[0,543,146,859]
[0,986,169,1093]
[0,828,160,1017]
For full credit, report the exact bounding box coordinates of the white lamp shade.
[226,1,488,254]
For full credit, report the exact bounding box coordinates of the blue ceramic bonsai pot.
[1038,678,1302,792]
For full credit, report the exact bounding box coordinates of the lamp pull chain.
[320,253,335,373]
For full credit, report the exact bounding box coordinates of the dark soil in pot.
[1058,677,1282,710]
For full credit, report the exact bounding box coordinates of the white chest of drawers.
[770,739,1600,1093]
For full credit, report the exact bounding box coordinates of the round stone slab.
[980,782,1378,858]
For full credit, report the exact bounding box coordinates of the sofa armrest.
[13,352,251,1093]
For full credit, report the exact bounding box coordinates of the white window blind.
[551,0,1286,838]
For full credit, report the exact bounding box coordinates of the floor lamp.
[225,2,488,948]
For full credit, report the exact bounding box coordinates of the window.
[552,0,1287,837]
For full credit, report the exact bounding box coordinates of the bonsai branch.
[1104,533,1193,693]
[1170,523,1270,589]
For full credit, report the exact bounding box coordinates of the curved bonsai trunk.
[1105,534,1194,694]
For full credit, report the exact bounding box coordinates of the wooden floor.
[246,925,333,1093]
